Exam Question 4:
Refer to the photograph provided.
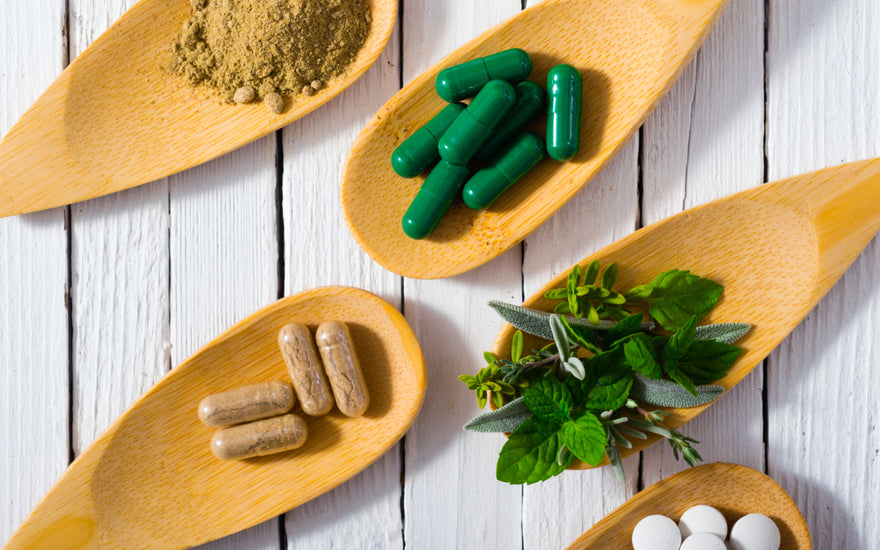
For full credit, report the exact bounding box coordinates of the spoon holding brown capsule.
[488,157,880,466]
[342,0,730,279]
[2,287,425,550]
[0,0,396,218]
[566,463,811,549]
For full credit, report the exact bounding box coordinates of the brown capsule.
[211,414,308,460]
[315,321,370,417]
[198,380,295,428]
[278,323,335,416]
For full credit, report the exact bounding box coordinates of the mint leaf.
[623,333,662,379]
[677,340,742,384]
[585,374,633,411]
[497,416,570,484]
[663,316,697,362]
[560,411,607,466]
[562,316,601,353]
[606,313,644,345]
[521,374,572,424]
[664,362,697,397]
[643,270,723,330]
[464,397,532,433]
[593,347,631,385]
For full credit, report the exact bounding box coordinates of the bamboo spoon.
[566,463,811,549]
[3,287,425,550]
[342,0,729,279]
[0,0,395,218]
[491,157,880,465]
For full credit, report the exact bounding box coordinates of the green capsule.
[391,103,466,178]
[438,80,516,165]
[474,81,545,160]
[463,131,546,210]
[402,160,471,240]
[546,64,582,162]
[435,48,533,102]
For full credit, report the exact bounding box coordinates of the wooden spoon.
[565,463,811,549]
[2,287,425,550]
[0,0,395,218]
[490,157,880,464]
[342,0,729,279]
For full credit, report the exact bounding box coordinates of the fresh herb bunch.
[459,263,751,485]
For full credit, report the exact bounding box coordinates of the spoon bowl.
[342,0,728,279]
[565,463,811,549]
[3,286,425,550]
[0,0,396,218]
[491,157,880,464]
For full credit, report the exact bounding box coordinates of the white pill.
[681,532,727,550]
[679,504,728,539]
[632,514,681,550]
[729,514,781,550]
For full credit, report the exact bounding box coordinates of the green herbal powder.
[170,0,371,105]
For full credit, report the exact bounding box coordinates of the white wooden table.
[1,0,878,548]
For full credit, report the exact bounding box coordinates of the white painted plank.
[521,140,641,550]
[280,16,404,550]
[401,1,525,548]
[0,0,69,546]
[640,0,766,483]
[170,137,279,550]
[767,1,880,547]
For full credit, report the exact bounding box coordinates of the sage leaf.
[585,375,633,411]
[463,397,532,433]
[497,416,570,484]
[677,340,742,385]
[521,374,572,424]
[623,333,662,379]
[565,357,587,380]
[642,270,724,330]
[549,314,571,364]
[630,373,725,408]
[695,322,751,344]
[488,301,653,340]
[560,411,607,466]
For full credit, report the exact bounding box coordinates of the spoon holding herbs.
[0,0,396,218]
[484,157,880,473]
[342,0,730,279]
[2,287,425,550]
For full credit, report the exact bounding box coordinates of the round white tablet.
[729,513,781,550]
[680,532,727,550]
[632,514,681,550]
[679,504,728,539]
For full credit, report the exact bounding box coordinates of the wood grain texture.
[3,288,425,550]
[0,0,69,547]
[280,20,404,549]
[640,0,766,483]
[766,1,880,547]
[342,0,729,278]
[400,2,524,547]
[0,0,398,217]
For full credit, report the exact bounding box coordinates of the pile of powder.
[170,0,371,111]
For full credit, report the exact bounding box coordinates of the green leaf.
[483,351,497,364]
[583,261,600,286]
[695,323,751,344]
[561,316,601,353]
[464,397,533,433]
[606,313,645,345]
[630,373,725,408]
[567,267,580,315]
[496,416,570,484]
[677,340,742,384]
[623,333,662,379]
[592,347,632,385]
[625,284,653,301]
[601,263,618,290]
[548,314,571,363]
[560,412,607,466]
[511,331,523,363]
[664,362,697,397]
[645,270,724,330]
[521,374,572,424]
[585,375,633,411]
[544,289,568,300]
[586,303,600,325]
[663,316,697,362]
